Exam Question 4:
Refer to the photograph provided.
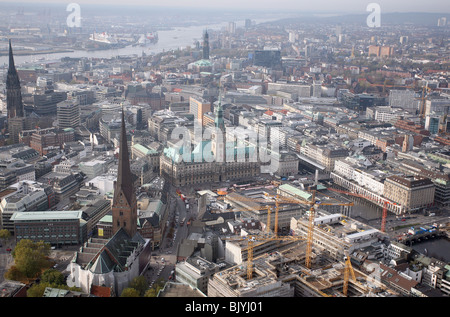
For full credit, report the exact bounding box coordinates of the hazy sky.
[1,0,449,13]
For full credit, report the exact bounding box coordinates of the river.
[351,200,450,263]
[411,238,450,263]
[1,18,275,67]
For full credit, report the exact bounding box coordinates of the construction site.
[209,236,396,297]
[206,184,398,297]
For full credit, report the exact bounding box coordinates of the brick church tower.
[112,108,137,237]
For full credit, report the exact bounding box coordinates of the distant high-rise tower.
[6,39,24,119]
[112,108,137,237]
[202,29,209,60]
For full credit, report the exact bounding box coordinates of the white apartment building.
[175,256,221,295]
[300,144,349,172]
[0,188,49,232]
[333,158,385,195]
[0,159,35,183]
[79,160,109,180]
[366,106,404,123]
[267,82,311,98]
[85,174,116,196]
[53,160,77,174]
[331,158,404,214]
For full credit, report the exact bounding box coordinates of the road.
[143,185,199,286]
[0,247,14,283]
[368,211,450,241]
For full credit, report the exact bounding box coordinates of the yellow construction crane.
[226,234,308,280]
[224,188,354,269]
[229,205,273,234]
[419,84,432,119]
[224,192,302,236]
[343,252,357,296]
[261,190,353,269]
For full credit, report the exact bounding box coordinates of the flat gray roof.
[10,210,84,221]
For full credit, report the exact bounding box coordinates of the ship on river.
[89,32,119,45]
[135,32,158,47]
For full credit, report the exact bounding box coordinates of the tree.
[27,282,82,297]
[41,269,65,286]
[0,229,11,242]
[144,288,157,297]
[27,283,49,297]
[4,266,23,281]
[120,288,140,297]
[144,278,165,297]
[10,239,51,279]
[128,276,148,296]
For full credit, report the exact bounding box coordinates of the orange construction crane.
[327,187,397,233]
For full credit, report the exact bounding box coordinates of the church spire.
[214,83,224,132]
[112,106,137,237]
[6,39,24,119]
[115,107,134,205]
[9,39,15,71]
[202,29,209,60]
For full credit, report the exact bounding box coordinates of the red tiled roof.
[90,285,112,297]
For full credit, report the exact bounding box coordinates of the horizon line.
[0,1,449,15]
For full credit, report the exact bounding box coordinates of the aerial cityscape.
[0,0,449,302]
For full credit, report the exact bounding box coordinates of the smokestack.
[314,169,319,186]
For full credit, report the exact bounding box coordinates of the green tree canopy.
[11,239,52,279]
[120,287,140,297]
[0,229,11,241]
[27,283,49,297]
[27,282,82,297]
[41,269,65,286]
[128,276,149,296]
[144,278,165,297]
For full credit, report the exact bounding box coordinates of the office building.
[368,45,394,57]
[383,176,435,212]
[57,100,80,129]
[253,49,282,69]
[389,90,417,109]
[11,210,86,246]
[189,96,211,126]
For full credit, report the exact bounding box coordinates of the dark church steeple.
[6,39,24,119]
[202,29,209,60]
[112,107,137,237]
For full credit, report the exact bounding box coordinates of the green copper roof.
[278,184,312,201]
[194,59,212,67]
[133,143,158,155]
